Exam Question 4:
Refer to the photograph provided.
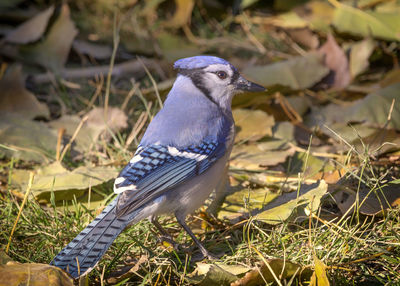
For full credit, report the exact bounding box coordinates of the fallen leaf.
[295,1,334,32]
[0,65,49,119]
[106,255,148,285]
[349,38,375,78]
[217,264,250,276]
[285,95,312,117]
[375,1,400,13]
[0,262,73,286]
[380,69,400,88]
[307,83,400,130]
[10,161,118,207]
[72,39,112,59]
[0,113,57,163]
[86,107,128,134]
[231,259,312,286]
[5,6,54,44]
[218,180,328,224]
[318,33,351,89]
[287,28,319,49]
[19,4,78,72]
[332,177,400,216]
[263,11,309,29]
[187,263,238,286]
[230,144,295,171]
[288,152,336,178]
[48,107,128,154]
[0,250,12,265]
[310,255,330,286]
[157,33,202,62]
[166,0,195,28]
[233,109,274,142]
[242,52,329,90]
[272,121,296,141]
[218,187,278,222]
[332,2,400,41]
[255,180,328,224]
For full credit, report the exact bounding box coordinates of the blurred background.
[0,0,399,285]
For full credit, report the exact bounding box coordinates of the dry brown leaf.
[19,4,78,72]
[349,38,375,78]
[5,6,54,44]
[0,262,73,286]
[318,33,351,89]
[231,259,312,286]
[287,28,319,49]
[230,144,294,171]
[106,255,148,284]
[380,69,400,88]
[86,107,128,134]
[0,65,49,119]
[166,0,195,28]
[332,177,400,216]
[72,39,112,59]
[49,107,128,154]
[233,109,274,142]
[187,263,238,286]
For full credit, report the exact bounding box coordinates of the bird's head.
[174,56,265,109]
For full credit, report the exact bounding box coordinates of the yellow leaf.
[167,0,194,28]
[313,255,330,286]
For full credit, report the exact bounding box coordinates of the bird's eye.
[216,71,227,79]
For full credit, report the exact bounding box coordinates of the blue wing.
[114,141,226,216]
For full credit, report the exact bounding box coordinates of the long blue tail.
[50,198,130,278]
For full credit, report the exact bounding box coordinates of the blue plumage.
[51,55,264,279]
[174,55,232,70]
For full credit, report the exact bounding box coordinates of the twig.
[6,172,34,254]
[78,74,104,116]
[288,142,343,159]
[239,13,267,54]
[59,115,89,161]
[182,25,261,53]
[56,128,65,161]
[275,92,303,123]
[121,82,139,111]
[104,10,121,120]
[125,111,148,148]
[137,56,163,109]
[30,59,158,84]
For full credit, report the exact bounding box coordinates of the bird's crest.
[174,55,231,70]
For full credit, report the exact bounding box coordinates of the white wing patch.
[130,154,143,164]
[114,142,218,195]
[114,177,125,184]
[114,183,137,194]
[167,146,207,161]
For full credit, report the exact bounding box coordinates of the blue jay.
[51,55,264,278]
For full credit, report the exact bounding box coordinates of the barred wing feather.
[114,141,225,216]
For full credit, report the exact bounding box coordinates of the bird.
[50,55,265,278]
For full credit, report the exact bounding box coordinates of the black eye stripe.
[230,70,240,84]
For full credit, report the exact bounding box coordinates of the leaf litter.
[0,1,399,285]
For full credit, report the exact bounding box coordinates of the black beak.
[235,75,265,92]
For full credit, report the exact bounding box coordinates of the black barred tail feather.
[51,198,130,278]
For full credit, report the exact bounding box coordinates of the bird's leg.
[151,216,172,238]
[151,216,180,250]
[175,213,218,260]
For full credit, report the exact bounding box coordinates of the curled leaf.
[5,6,54,44]
[0,262,73,286]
